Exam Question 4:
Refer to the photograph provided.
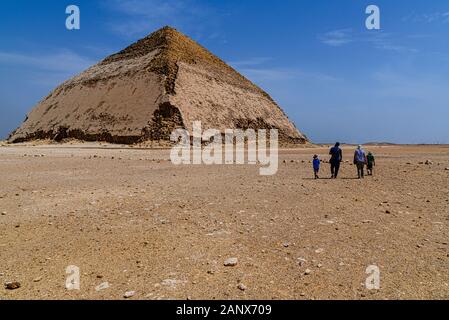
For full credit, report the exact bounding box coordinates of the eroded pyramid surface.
[9,26,308,145]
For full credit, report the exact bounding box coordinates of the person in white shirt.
[353,145,367,179]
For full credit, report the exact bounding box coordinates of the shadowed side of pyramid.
[8,26,309,145]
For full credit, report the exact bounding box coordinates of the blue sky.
[1,0,448,143]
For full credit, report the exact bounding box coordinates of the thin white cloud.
[364,32,418,53]
[0,50,95,73]
[403,11,449,24]
[105,0,222,40]
[319,29,418,53]
[371,69,449,102]
[239,68,297,81]
[318,29,353,47]
[0,50,96,88]
[238,67,340,83]
[228,57,273,67]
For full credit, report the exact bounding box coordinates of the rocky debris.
[1,211,6,215]
[445,167,449,171]
[237,283,247,291]
[297,258,307,267]
[5,281,21,290]
[304,269,312,275]
[124,291,136,299]
[33,277,42,283]
[425,160,433,165]
[224,258,238,267]
[161,279,186,287]
[95,282,110,292]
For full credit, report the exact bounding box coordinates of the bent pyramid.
[9,26,308,145]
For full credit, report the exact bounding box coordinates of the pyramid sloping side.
[171,61,305,142]
[8,53,166,143]
[8,26,308,144]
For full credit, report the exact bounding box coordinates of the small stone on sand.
[5,281,21,290]
[224,258,238,267]
[124,291,136,298]
[237,283,247,291]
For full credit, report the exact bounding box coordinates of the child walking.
[313,155,320,179]
[367,152,375,176]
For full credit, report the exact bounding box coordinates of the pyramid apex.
[151,25,183,37]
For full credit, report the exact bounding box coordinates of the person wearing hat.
[354,145,367,179]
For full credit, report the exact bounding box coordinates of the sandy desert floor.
[0,142,448,300]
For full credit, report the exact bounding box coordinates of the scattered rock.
[5,281,21,290]
[425,160,433,165]
[237,283,247,291]
[124,291,136,298]
[1,211,6,216]
[445,167,449,171]
[224,257,238,267]
[96,282,110,292]
[385,210,391,214]
[297,258,307,266]
[33,277,42,283]
[304,269,312,275]
[161,279,185,287]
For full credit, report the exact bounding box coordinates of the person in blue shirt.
[329,142,343,178]
[313,154,320,179]
[354,145,367,179]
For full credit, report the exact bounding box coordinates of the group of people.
[312,143,375,179]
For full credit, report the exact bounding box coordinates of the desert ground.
[0,142,448,300]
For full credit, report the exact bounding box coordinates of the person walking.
[367,152,375,176]
[313,154,320,179]
[329,142,343,179]
[354,145,367,179]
